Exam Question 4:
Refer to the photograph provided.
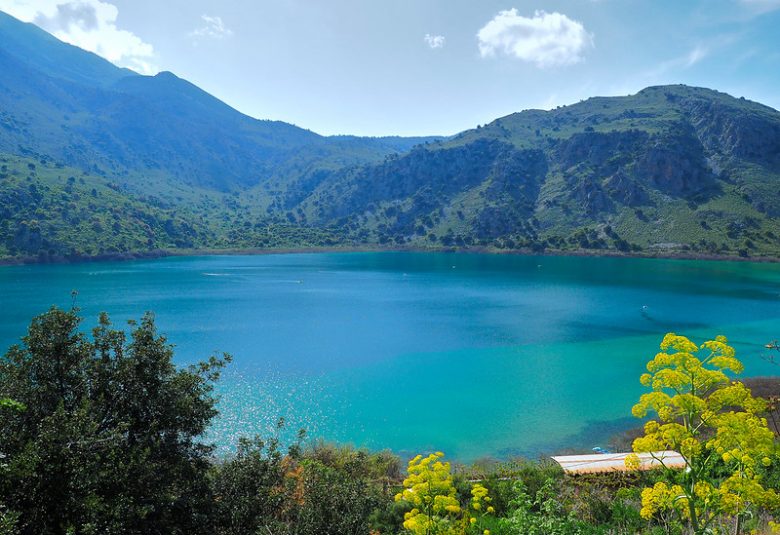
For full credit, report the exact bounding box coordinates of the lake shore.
[2,243,780,267]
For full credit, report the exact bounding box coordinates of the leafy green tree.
[0,399,24,411]
[626,333,779,534]
[0,307,229,535]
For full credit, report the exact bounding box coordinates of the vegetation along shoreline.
[2,244,780,267]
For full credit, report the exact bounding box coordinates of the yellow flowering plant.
[626,333,779,534]
[469,483,495,532]
[394,452,465,535]
[394,452,495,535]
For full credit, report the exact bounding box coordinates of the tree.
[626,333,779,534]
[0,307,229,535]
[0,398,24,535]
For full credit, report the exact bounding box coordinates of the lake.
[1,252,779,461]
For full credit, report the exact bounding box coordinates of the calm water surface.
[1,252,779,460]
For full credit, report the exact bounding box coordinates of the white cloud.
[190,15,232,40]
[0,0,157,74]
[424,33,445,49]
[477,9,592,68]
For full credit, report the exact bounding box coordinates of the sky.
[1,0,779,136]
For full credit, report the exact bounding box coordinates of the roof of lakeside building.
[551,450,686,475]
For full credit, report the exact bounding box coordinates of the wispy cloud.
[642,44,709,80]
[684,45,708,67]
[738,0,780,14]
[189,15,233,40]
[0,0,157,74]
[476,9,592,68]
[424,33,445,49]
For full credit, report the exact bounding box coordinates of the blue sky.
[2,0,779,136]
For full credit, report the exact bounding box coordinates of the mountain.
[289,85,780,257]
[1,9,779,261]
[0,11,437,194]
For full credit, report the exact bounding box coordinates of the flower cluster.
[394,452,462,534]
[395,452,498,535]
[639,481,687,520]
[470,483,494,514]
[625,333,780,531]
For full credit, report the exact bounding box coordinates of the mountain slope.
[0,10,438,195]
[290,85,780,257]
[0,10,134,87]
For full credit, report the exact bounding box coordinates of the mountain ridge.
[1,10,779,261]
[0,10,441,194]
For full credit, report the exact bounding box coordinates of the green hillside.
[0,154,348,261]
[1,8,779,261]
[294,85,780,258]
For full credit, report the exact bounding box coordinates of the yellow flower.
[631,333,780,530]
[624,453,640,470]
[395,452,465,535]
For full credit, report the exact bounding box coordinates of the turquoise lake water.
[1,252,779,460]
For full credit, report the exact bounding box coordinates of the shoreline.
[2,243,780,267]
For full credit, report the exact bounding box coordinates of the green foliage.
[295,457,385,535]
[208,433,395,535]
[500,478,588,535]
[0,398,22,535]
[0,154,212,259]
[0,154,354,260]
[208,432,299,535]
[211,434,388,535]
[0,307,230,534]
[393,452,503,535]
[0,399,24,412]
